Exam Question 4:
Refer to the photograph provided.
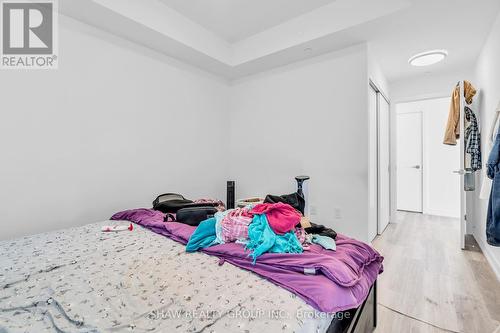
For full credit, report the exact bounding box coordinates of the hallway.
[373,212,500,333]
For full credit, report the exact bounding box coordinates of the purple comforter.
[111,208,383,313]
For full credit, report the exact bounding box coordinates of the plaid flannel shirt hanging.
[464,106,481,171]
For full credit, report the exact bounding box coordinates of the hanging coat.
[464,106,481,171]
[443,80,477,145]
[486,132,500,246]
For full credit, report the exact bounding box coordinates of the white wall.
[390,68,475,104]
[0,17,386,246]
[368,46,389,96]
[473,12,500,280]
[228,45,372,242]
[0,16,230,240]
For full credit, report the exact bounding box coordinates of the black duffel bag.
[152,193,217,213]
[176,206,217,226]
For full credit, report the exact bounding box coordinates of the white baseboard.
[474,233,500,282]
[423,208,460,219]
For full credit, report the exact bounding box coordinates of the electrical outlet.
[334,208,342,220]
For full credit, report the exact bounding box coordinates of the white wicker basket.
[236,197,264,208]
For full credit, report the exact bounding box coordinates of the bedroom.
[1,0,500,332]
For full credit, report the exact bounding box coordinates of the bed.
[0,217,380,333]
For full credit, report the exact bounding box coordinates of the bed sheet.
[0,221,336,333]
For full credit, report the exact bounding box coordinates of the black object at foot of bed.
[327,281,377,333]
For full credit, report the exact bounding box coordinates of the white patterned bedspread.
[0,221,335,333]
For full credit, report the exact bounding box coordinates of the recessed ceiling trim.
[59,0,417,80]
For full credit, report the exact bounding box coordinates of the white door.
[421,98,460,218]
[397,111,423,212]
[378,96,391,233]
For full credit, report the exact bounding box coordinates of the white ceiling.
[158,0,336,43]
[60,0,500,82]
[351,0,500,81]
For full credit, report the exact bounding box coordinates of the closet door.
[368,87,378,241]
[378,96,391,234]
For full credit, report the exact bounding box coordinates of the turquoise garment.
[245,214,303,263]
[186,218,217,252]
[312,234,336,251]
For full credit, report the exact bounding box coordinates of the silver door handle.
[412,165,421,169]
[453,170,465,175]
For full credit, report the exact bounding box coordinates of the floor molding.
[476,235,500,282]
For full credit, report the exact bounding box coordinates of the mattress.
[0,221,337,333]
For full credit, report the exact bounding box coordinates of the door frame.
[459,82,466,250]
[395,97,462,219]
[394,95,464,249]
[393,96,449,219]
[369,81,392,235]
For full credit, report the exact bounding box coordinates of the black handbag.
[152,193,217,213]
[264,192,305,215]
[176,206,217,226]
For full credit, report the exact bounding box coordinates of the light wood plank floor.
[373,212,500,333]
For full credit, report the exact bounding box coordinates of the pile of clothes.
[185,201,338,264]
[110,206,383,313]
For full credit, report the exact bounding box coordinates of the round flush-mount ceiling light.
[408,50,448,67]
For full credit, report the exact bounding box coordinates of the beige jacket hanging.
[443,80,477,145]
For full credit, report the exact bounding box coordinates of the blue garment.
[487,133,500,246]
[312,234,336,251]
[245,214,303,264]
[186,218,217,252]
